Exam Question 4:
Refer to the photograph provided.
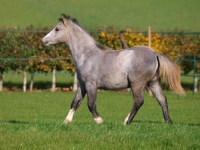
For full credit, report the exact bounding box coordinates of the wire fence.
[0,57,199,93]
[0,29,200,93]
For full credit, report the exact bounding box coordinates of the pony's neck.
[67,22,98,67]
[68,23,96,51]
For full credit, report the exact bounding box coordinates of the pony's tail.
[157,54,185,95]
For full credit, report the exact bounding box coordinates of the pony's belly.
[98,75,129,90]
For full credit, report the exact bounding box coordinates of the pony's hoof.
[94,117,103,124]
[166,120,173,124]
[123,113,130,125]
[63,119,71,124]
[123,121,128,126]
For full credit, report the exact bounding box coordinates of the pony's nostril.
[42,38,49,46]
[44,41,49,46]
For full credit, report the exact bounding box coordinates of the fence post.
[148,26,151,47]
[51,66,56,92]
[23,70,27,92]
[193,55,197,94]
[73,72,77,92]
[29,73,34,92]
[0,72,3,92]
[119,30,128,49]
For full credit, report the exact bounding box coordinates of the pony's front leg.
[64,84,86,124]
[86,82,103,124]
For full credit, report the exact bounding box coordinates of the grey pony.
[42,14,185,125]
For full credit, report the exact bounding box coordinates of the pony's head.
[42,14,78,46]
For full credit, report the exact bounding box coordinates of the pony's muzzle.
[42,37,50,46]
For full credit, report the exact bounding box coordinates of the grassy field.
[1,1,199,148]
[0,0,200,31]
[0,91,200,149]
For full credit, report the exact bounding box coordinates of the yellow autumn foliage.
[98,28,200,61]
[1,27,199,74]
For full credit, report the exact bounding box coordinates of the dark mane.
[71,18,79,25]
[59,13,80,26]
[96,44,113,50]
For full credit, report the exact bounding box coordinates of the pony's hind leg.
[64,85,86,124]
[147,74,172,123]
[124,86,144,125]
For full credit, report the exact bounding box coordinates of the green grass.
[0,91,200,149]
[0,0,200,31]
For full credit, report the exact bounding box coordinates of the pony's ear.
[60,14,70,26]
[61,14,71,19]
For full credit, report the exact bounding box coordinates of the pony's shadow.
[133,120,200,126]
[7,120,200,127]
[133,120,164,124]
[177,122,200,126]
[7,120,32,124]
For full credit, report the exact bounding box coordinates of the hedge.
[0,26,200,75]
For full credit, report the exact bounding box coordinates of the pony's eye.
[55,28,59,32]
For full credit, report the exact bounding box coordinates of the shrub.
[0,26,199,75]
